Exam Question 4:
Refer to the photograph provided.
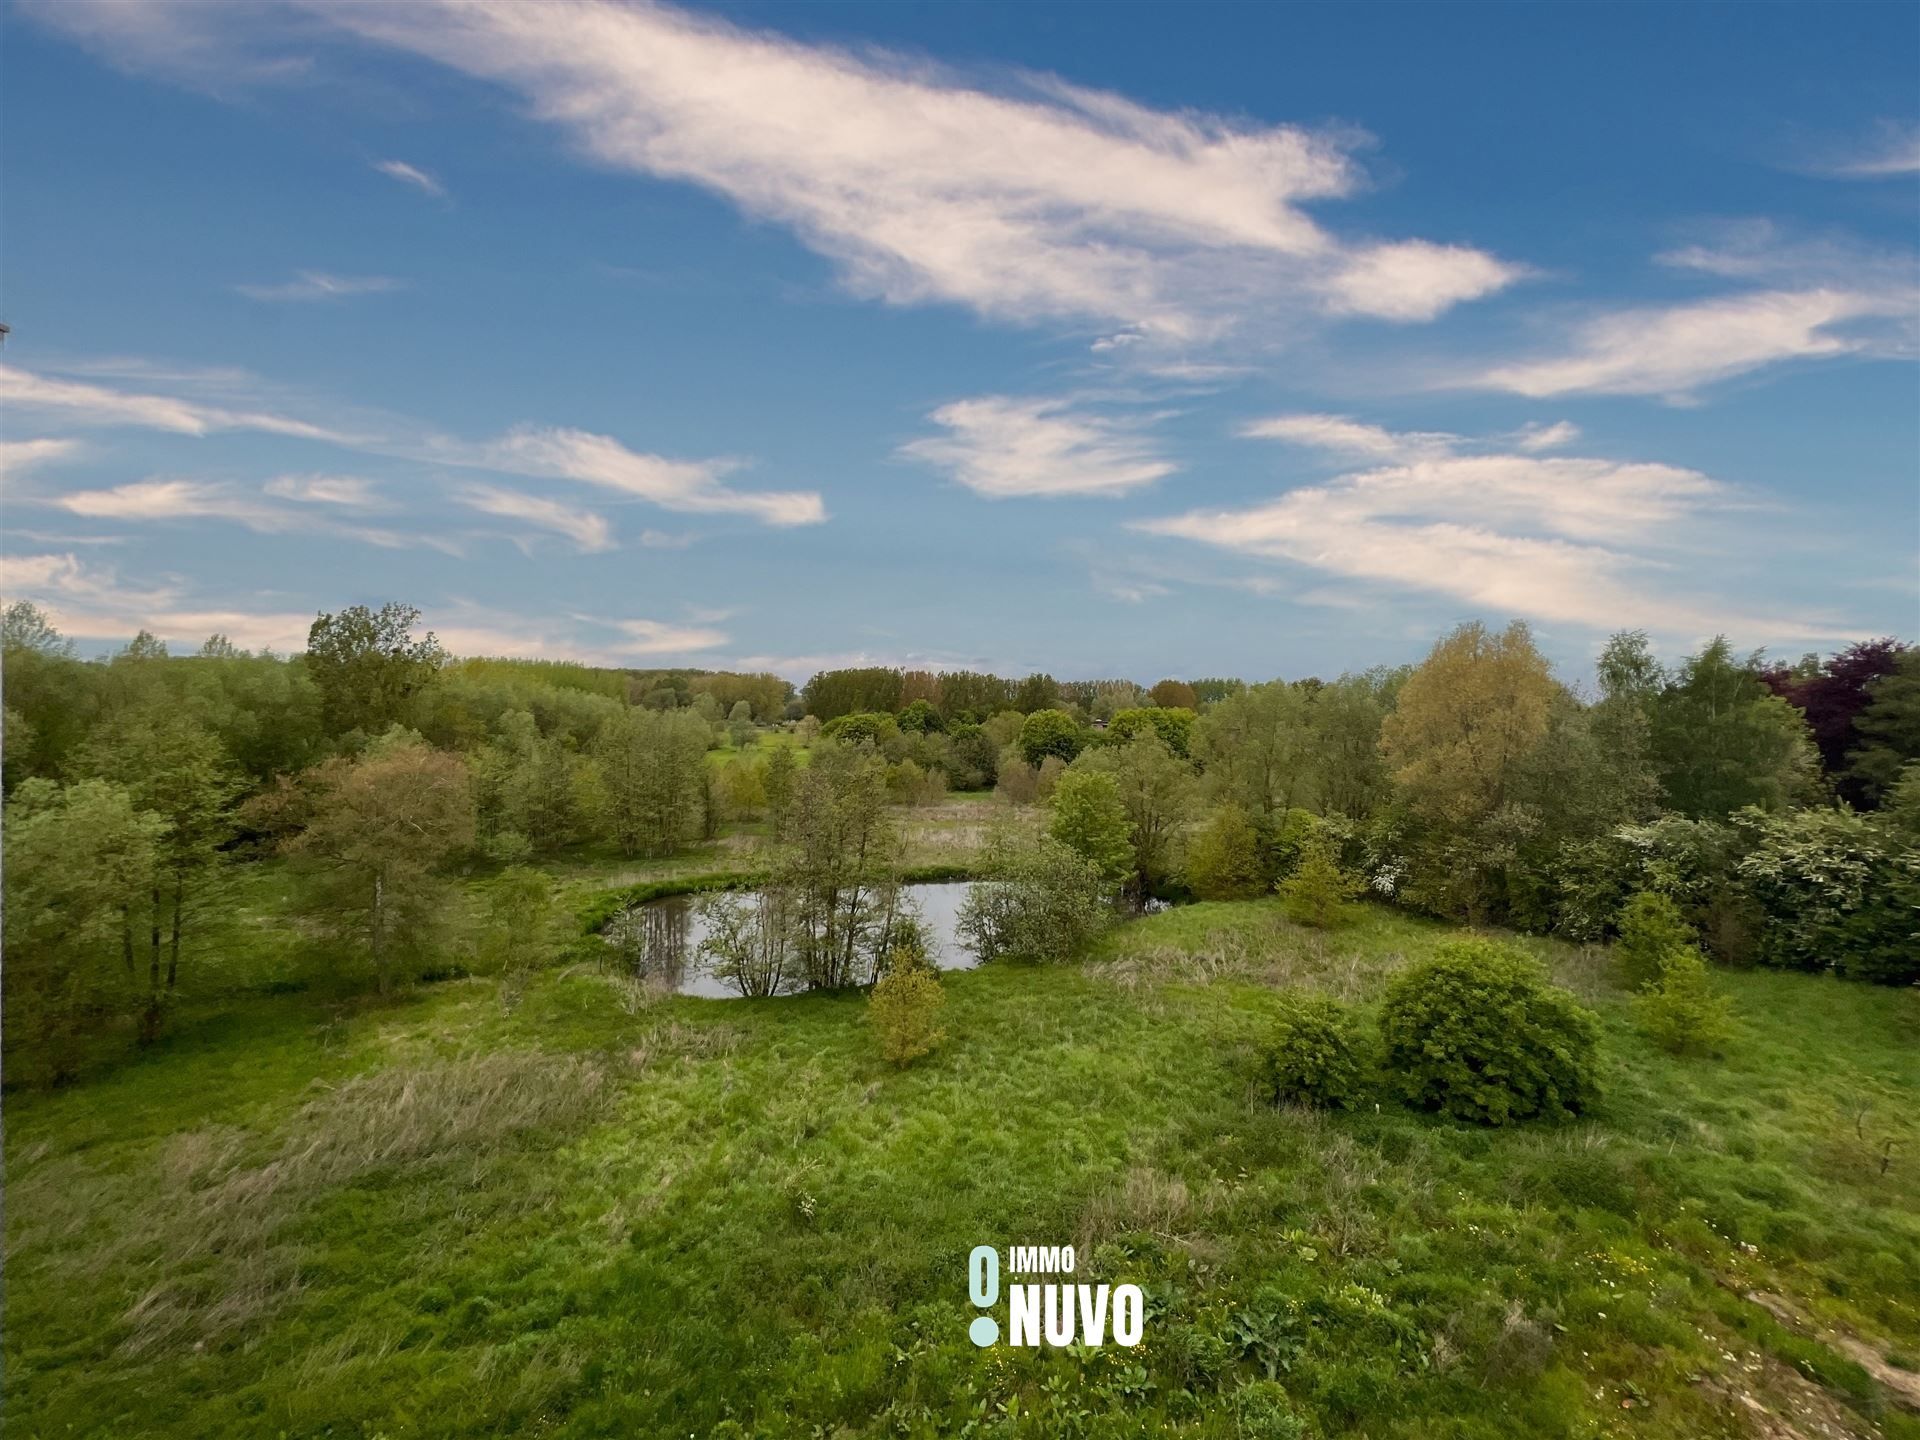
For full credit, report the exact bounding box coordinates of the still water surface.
[606,881,978,999]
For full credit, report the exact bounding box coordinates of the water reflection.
[606,881,981,999]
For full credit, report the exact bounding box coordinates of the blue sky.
[2,0,1915,685]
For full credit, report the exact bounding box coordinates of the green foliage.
[802,666,904,721]
[304,602,446,740]
[775,743,902,988]
[1849,649,1920,807]
[1615,890,1695,989]
[594,708,709,857]
[1184,805,1267,900]
[1734,807,1920,983]
[1650,637,1818,818]
[867,962,946,1067]
[1259,994,1368,1109]
[1379,938,1599,1124]
[1106,705,1196,757]
[1048,769,1134,890]
[1232,1378,1309,1439]
[284,733,476,993]
[1017,707,1085,766]
[895,698,944,734]
[820,710,899,746]
[1277,842,1362,928]
[1634,946,1735,1056]
[2,778,166,1079]
[1073,734,1198,896]
[958,830,1113,964]
[483,866,559,1005]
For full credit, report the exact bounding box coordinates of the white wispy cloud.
[261,473,386,507]
[455,483,616,553]
[0,551,316,653]
[1475,287,1913,400]
[1135,419,1852,640]
[1511,420,1579,452]
[901,396,1176,498]
[23,0,1521,344]
[4,357,822,531]
[373,158,446,197]
[46,477,455,552]
[606,617,730,654]
[1817,121,1920,179]
[235,270,405,302]
[0,437,85,476]
[448,426,826,527]
[1239,413,1455,462]
[0,363,350,440]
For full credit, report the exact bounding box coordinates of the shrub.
[867,961,945,1067]
[958,832,1113,964]
[1278,842,1362,928]
[1018,708,1084,766]
[1231,1379,1308,1440]
[1185,805,1266,900]
[1615,890,1694,989]
[1634,946,1735,1056]
[1259,994,1368,1109]
[1734,808,1920,984]
[1379,938,1599,1125]
[994,750,1039,805]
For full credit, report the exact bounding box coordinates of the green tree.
[483,866,560,1008]
[305,602,446,740]
[867,964,946,1067]
[1018,708,1084,766]
[594,708,709,857]
[1074,734,1198,897]
[1048,769,1135,891]
[1634,946,1734,1057]
[1382,621,1556,827]
[1277,841,1363,928]
[1848,649,1920,807]
[3,778,165,1076]
[287,733,476,993]
[1183,804,1266,900]
[1649,637,1816,818]
[1107,705,1197,758]
[75,704,241,995]
[1614,890,1694,989]
[1193,681,1318,819]
[764,744,798,835]
[776,743,903,988]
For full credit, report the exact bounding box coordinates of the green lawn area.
[6,899,1918,1438]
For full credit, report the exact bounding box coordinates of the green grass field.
[6,894,1918,1438]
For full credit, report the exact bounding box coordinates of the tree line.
[4,598,1915,1082]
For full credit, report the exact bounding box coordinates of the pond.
[605,881,980,999]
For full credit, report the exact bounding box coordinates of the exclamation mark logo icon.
[968,1246,999,1347]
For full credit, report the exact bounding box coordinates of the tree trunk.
[149,885,163,992]
[166,872,185,989]
[372,870,387,993]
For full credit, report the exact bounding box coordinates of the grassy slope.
[6,900,1918,1439]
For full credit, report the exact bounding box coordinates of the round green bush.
[1259,993,1368,1109]
[1378,938,1599,1125]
